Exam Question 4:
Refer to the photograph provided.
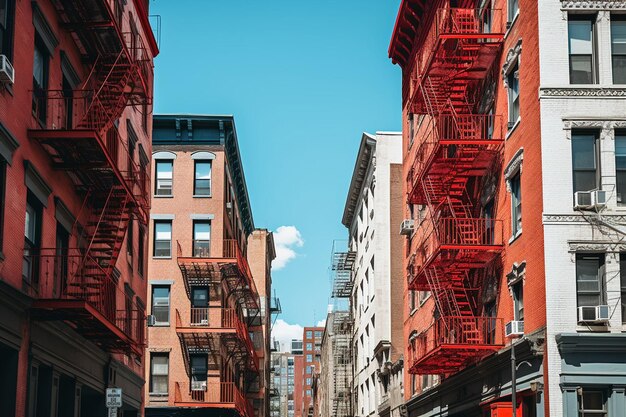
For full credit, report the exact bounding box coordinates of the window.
[138,226,145,277]
[569,16,596,84]
[512,281,524,321]
[153,221,171,257]
[193,221,211,257]
[510,172,522,236]
[507,0,519,23]
[408,114,414,147]
[127,217,134,258]
[55,222,69,294]
[572,132,599,193]
[0,159,5,252]
[619,253,626,324]
[127,122,136,178]
[151,286,170,325]
[306,331,312,339]
[616,133,626,204]
[194,161,212,196]
[23,193,42,291]
[0,0,15,59]
[306,378,311,385]
[155,160,173,196]
[419,291,431,305]
[32,35,49,124]
[576,254,605,308]
[306,390,311,396]
[306,354,312,362]
[577,389,607,417]
[507,64,520,125]
[612,16,626,84]
[306,343,312,351]
[149,354,169,395]
[315,331,322,338]
[306,366,312,375]
[190,354,208,391]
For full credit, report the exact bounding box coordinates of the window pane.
[570,56,593,84]
[569,21,593,54]
[155,161,173,195]
[613,56,626,84]
[582,391,605,410]
[612,20,626,55]
[195,162,211,195]
[572,135,596,169]
[573,171,598,193]
[155,222,171,240]
[194,222,211,240]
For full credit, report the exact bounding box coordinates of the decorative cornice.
[540,87,626,98]
[502,39,523,82]
[544,214,626,223]
[567,241,626,252]
[560,1,626,10]
[504,147,524,192]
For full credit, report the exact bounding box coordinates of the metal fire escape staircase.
[405,4,505,375]
[27,0,153,355]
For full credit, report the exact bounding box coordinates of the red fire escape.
[26,0,153,355]
[401,4,506,375]
[175,239,259,417]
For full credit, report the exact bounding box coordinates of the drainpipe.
[511,340,517,417]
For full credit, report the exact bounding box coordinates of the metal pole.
[511,341,517,417]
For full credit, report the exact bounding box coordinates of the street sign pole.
[106,388,122,417]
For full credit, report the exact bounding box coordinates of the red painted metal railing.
[408,316,504,373]
[174,381,254,417]
[26,248,144,349]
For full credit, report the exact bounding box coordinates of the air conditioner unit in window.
[505,320,524,338]
[400,219,415,236]
[574,190,607,211]
[577,305,610,324]
[146,315,156,326]
[0,55,14,85]
[191,380,207,391]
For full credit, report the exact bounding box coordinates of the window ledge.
[506,118,521,140]
[152,256,172,260]
[193,195,212,198]
[508,230,522,245]
[154,195,174,198]
[150,323,170,327]
[409,308,418,317]
[504,11,520,39]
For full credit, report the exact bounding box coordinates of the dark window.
[569,16,596,84]
[507,64,520,125]
[153,221,171,257]
[576,253,605,308]
[512,281,524,321]
[510,173,522,236]
[151,286,170,325]
[127,122,136,178]
[619,253,626,324]
[0,158,5,252]
[194,161,212,196]
[193,221,211,257]
[149,354,168,395]
[572,132,599,192]
[577,389,607,417]
[508,0,519,22]
[127,217,134,258]
[0,0,15,59]
[142,102,148,132]
[23,192,42,292]
[55,222,69,295]
[190,354,208,391]
[138,226,145,277]
[61,75,73,129]
[155,160,173,196]
[616,133,626,204]
[32,35,49,124]
[611,15,626,84]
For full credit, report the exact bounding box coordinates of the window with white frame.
[150,353,169,395]
[576,253,605,309]
[568,15,597,84]
[616,132,626,204]
[507,64,520,126]
[577,389,607,417]
[512,281,524,321]
[572,132,599,193]
[155,160,173,196]
[507,0,519,24]
[153,221,172,257]
[194,161,212,196]
[151,285,170,325]
[510,172,522,237]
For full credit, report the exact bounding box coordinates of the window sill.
[504,11,520,39]
[193,195,212,198]
[150,323,170,327]
[508,230,522,245]
[152,256,172,260]
[506,117,521,140]
[409,307,418,317]
[154,195,174,198]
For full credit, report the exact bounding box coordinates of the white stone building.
[341,132,404,417]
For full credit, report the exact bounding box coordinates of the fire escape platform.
[409,344,501,375]
[31,299,141,355]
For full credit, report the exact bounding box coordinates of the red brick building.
[0,0,157,416]
[390,1,546,416]
[301,326,323,417]
[144,115,275,417]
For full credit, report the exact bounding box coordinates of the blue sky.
[151,0,402,347]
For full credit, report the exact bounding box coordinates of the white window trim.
[502,39,523,135]
[505,148,524,242]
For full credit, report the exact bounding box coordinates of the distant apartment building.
[291,339,304,355]
[144,115,273,417]
[340,132,404,417]
[302,326,323,417]
[270,352,301,417]
[0,0,157,416]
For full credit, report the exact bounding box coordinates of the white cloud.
[272,319,304,352]
[316,319,326,328]
[272,226,304,271]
